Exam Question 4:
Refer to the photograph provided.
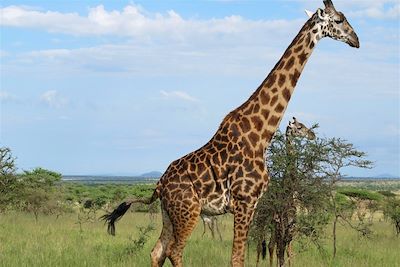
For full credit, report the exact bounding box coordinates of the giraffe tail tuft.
[100,188,160,236]
[100,201,132,236]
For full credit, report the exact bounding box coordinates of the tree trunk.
[333,215,338,258]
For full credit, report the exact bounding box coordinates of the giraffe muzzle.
[347,32,360,48]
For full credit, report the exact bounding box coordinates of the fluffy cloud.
[0,91,16,102]
[160,90,198,102]
[0,4,300,39]
[347,1,400,19]
[40,90,68,108]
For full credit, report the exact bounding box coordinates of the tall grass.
[0,212,398,267]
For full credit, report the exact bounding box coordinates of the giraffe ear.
[305,9,314,18]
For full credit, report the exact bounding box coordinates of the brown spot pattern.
[260,91,270,105]
[282,88,291,102]
[239,117,251,133]
[268,115,279,126]
[294,45,303,53]
[283,49,292,58]
[289,69,301,87]
[270,95,278,106]
[277,60,286,70]
[298,52,308,65]
[251,116,263,131]
[274,103,284,113]
[248,132,260,147]
[296,35,305,45]
[305,32,311,45]
[262,130,272,140]
[278,74,286,87]
[285,56,295,71]
[264,73,276,88]
[261,109,270,119]
[144,15,321,267]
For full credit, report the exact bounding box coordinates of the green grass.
[0,212,399,267]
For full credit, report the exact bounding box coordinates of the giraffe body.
[102,1,359,266]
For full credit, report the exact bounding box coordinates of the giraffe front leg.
[231,200,256,267]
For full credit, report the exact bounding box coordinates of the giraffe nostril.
[347,32,360,48]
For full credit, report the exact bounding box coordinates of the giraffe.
[102,1,359,266]
[255,118,316,267]
[270,118,315,267]
[201,214,223,241]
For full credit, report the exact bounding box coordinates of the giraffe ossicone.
[102,1,359,266]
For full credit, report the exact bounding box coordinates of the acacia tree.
[382,195,400,236]
[0,147,18,211]
[19,168,63,221]
[251,131,373,266]
[322,138,373,258]
[250,128,331,267]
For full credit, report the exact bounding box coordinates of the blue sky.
[1,0,399,177]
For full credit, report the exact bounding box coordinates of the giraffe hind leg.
[165,188,201,266]
[151,208,174,267]
[208,220,215,239]
[215,218,223,241]
[202,218,207,237]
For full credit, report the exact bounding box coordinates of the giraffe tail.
[100,188,159,236]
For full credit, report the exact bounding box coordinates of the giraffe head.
[306,0,359,48]
[286,117,316,140]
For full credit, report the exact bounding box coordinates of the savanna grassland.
[0,201,399,267]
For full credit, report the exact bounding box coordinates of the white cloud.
[295,0,399,19]
[40,90,68,108]
[0,91,16,102]
[160,90,199,102]
[348,2,400,19]
[0,4,300,39]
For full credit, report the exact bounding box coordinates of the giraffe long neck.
[236,17,320,151]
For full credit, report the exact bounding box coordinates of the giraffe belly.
[200,194,231,216]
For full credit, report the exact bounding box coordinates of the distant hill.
[374,173,398,179]
[140,171,163,178]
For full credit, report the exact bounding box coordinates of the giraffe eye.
[334,18,344,24]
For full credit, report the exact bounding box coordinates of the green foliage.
[338,180,400,191]
[20,167,62,187]
[251,127,331,261]
[0,147,16,176]
[338,188,383,202]
[0,147,18,211]
[252,127,375,263]
[377,190,397,198]
[383,197,400,236]
[123,224,156,256]
[61,183,159,213]
[17,168,64,220]
[296,211,331,250]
